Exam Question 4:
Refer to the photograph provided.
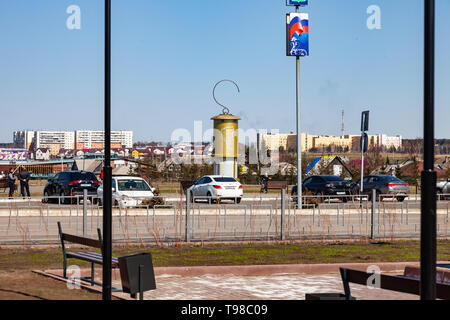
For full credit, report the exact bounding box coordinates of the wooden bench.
[266,180,288,190]
[340,267,450,300]
[57,221,119,286]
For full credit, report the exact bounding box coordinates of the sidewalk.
[34,262,440,300]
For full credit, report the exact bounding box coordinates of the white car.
[97,176,155,208]
[188,175,243,204]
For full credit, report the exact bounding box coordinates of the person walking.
[7,168,17,199]
[18,166,31,199]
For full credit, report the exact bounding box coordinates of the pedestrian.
[18,166,31,199]
[7,168,17,199]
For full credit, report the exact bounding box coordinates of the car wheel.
[190,192,194,203]
[397,196,406,202]
[207,192,212,204]
[43,191,50,203]
[60,191,66,205]
[377,191,383,201]
[236,198,241,204]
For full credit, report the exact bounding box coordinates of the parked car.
[291,175,353,203]
[43,171,100,204]
[437,178,450,199]
[97,176,155,208]
[188,175,243,204]
[352,175,409,202]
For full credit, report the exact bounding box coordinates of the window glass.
[117,179,150,191]
[70,172,97,181]
[322,175,344,182]
[312,177,323,183]
[213,177,237,183]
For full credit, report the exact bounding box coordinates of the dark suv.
[291,175,352,203]
[43,171,100,204]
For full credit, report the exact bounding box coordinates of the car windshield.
[213,177,237,183]
[70,172,97,181]
[322,176,344,182]
[117,179,150,191]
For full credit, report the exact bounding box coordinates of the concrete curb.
[153,261,449,277]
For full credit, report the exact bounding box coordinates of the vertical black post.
[280,188,285,241]
[102,0,113,301]
[421,0,436,300]
[139,265,144,301]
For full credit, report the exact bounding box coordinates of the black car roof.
[312,175,343,180]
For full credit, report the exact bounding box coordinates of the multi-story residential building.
[75,130,133,149]
[378,134,402,150]
[13,131,36,150]
[312,135,355,151]
[35,131,75,151]
[260,132,402,153]
[259,133,317,153]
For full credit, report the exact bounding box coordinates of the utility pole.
[102,0,113,301]
[421,0,436,300]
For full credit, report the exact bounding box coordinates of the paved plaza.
[37,263,429,300]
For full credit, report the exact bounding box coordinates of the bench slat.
[67,252,119,266]
[62,233,101,248]
[267,181,288,190]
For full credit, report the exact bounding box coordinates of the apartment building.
[259,133,317,153]
[35,131,75,150]
[260,132,402,153]
[75,130,133,149]
[13,131,36,150]
[313,135,356,151]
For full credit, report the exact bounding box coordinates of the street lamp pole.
[102,0,113,301]
[421,0,436,300]
[295,5,302,209]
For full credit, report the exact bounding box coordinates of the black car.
[291,175,352,203]
[43,171,101,204]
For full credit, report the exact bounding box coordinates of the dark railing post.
[185,190,190,242]
[371,189,376,240]
[102,0,113,301]
[421,0,436,301]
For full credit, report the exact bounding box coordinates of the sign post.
[286,1,309,209]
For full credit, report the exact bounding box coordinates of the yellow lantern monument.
[211,113,241,179]
[211,80,241,179]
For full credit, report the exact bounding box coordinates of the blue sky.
[0,0,449,143]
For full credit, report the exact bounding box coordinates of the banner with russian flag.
[286,13,309,57]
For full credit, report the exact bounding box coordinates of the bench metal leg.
[91,263,95,286]
[339,268,353,300]
[63,258,67,279]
